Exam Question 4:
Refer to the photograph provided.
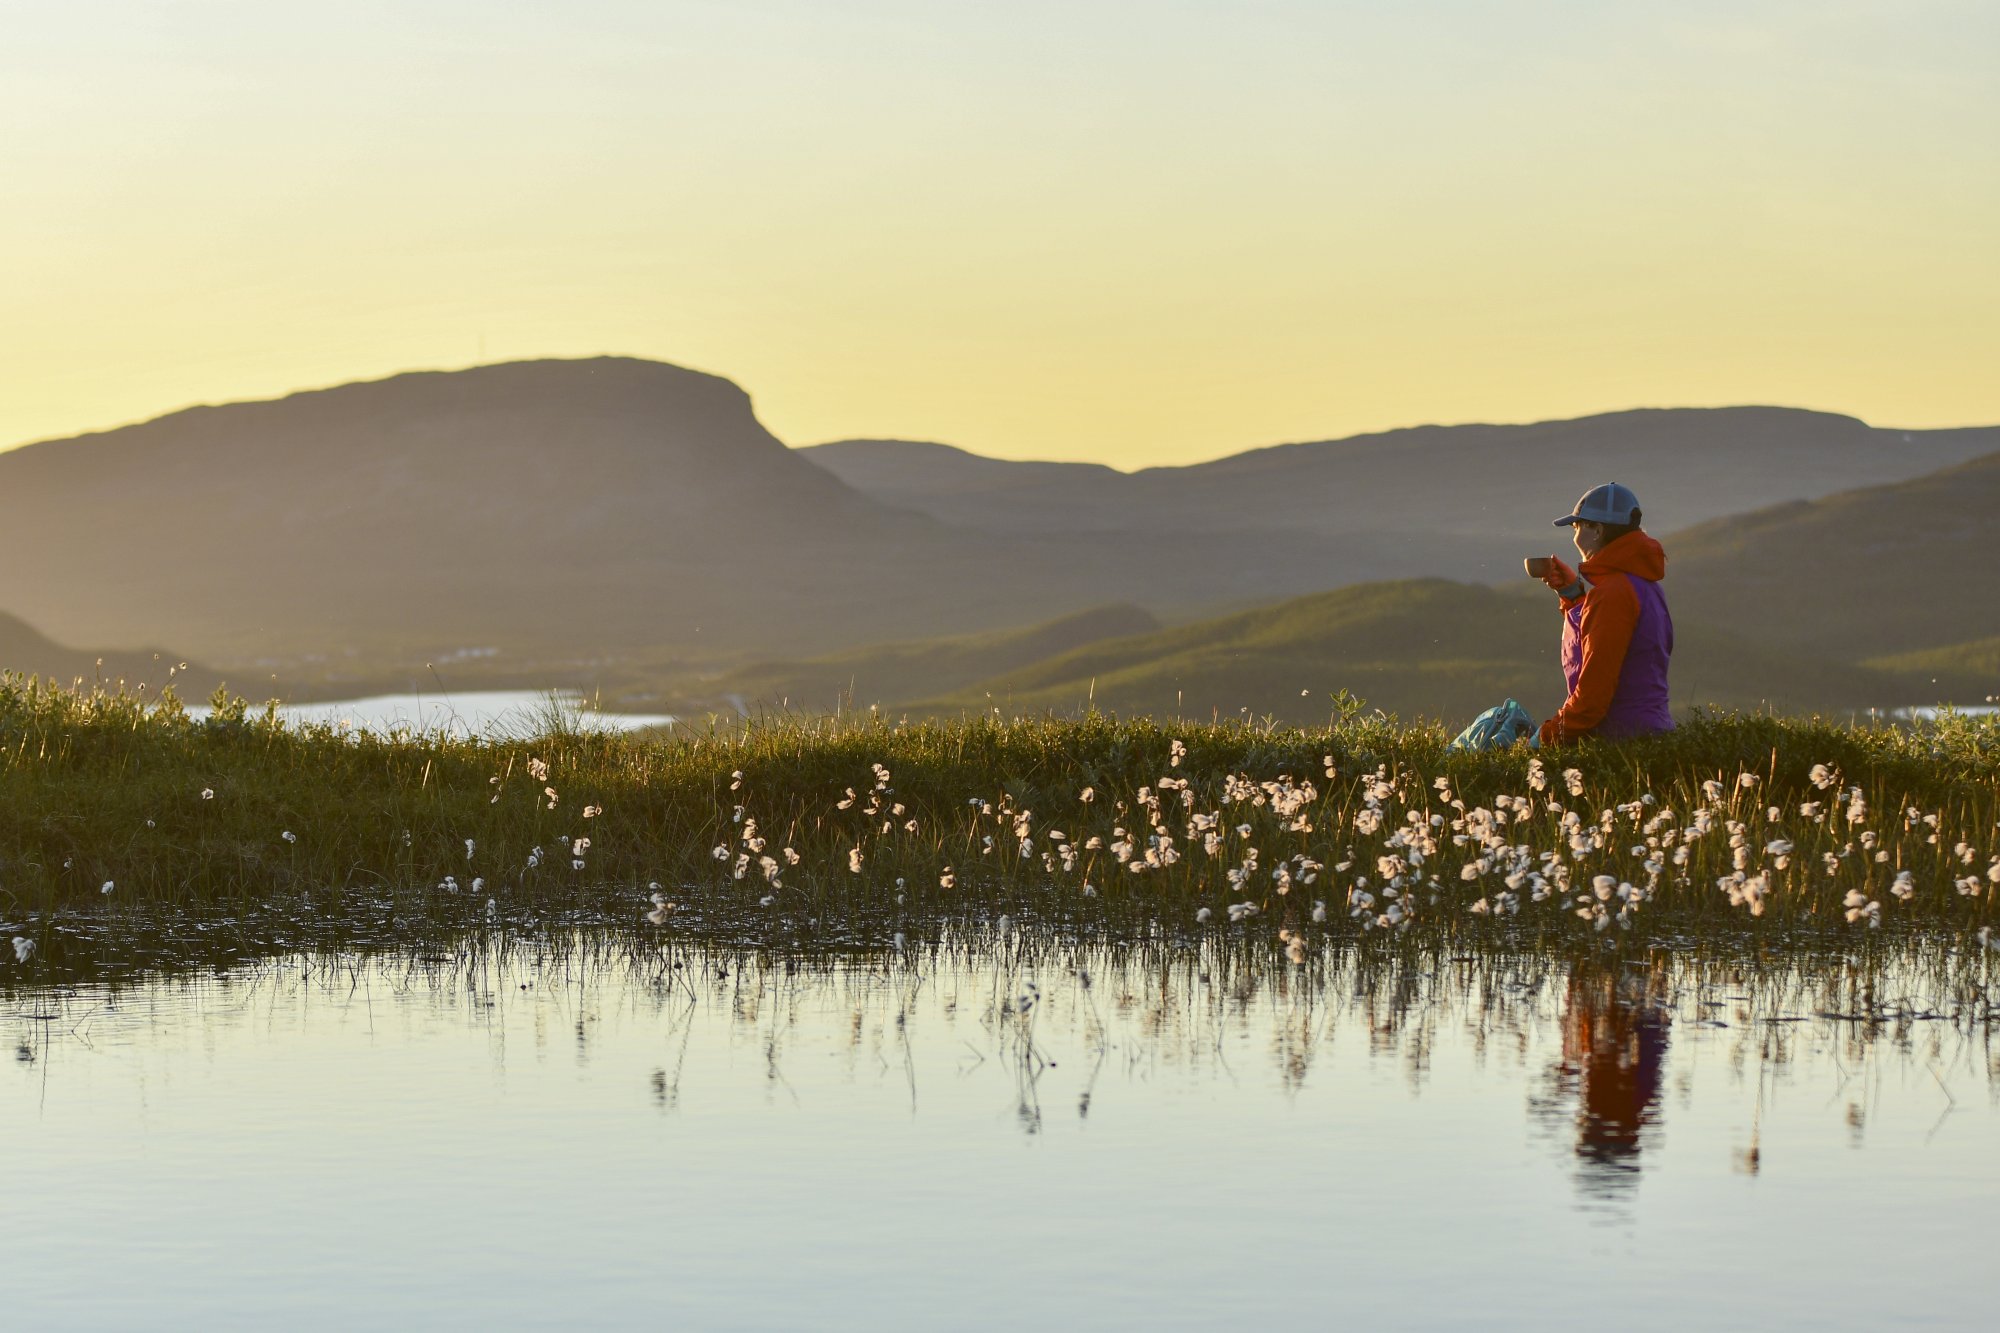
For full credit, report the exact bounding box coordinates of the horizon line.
[7,352,1997,472]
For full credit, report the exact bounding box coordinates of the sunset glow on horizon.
[4,0,1996,467]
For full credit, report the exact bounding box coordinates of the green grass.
[2,675,1998,967]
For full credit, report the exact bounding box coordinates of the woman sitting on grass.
[1535,482,1674,746]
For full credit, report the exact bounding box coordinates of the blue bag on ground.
[1449,699,1536,752]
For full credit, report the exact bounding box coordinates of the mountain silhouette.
[804,410,2000,587]
[0,358,1085,663]
[4,358,1993,694]
[0,610,221,698]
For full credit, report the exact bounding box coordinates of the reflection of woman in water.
[1550,961,1672,1188]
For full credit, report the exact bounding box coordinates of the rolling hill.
[1667,450,2000,659]
[804,410,2000,591]
[679,603,1162,715]
[682,579,1974,729]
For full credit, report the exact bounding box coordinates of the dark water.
[6,936,1993,1329]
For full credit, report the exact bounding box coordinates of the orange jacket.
[1538,532,1673,746]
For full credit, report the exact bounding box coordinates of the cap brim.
[1552,515,1581,527]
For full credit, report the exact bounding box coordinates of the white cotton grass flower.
[465,838,477,860]
[101,880,114,895]
[528,757,549,782]
[11,936,33,964]
[582,805,602,819]
[1196,907,1213,924]
[281,830,297,844]
[200,788,215,801]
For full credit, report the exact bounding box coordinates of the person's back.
[1535,483,1674,746]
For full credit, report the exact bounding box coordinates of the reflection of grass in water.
[8,930,1988,1152]
[1,675,1997,972]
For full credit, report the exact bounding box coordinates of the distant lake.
[1891,704,1998,721]
[6,936,1991,1329]
[189,689,675,737]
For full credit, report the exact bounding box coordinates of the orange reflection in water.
[1546,961,1672,1192]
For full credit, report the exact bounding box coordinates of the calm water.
[7,937,1993,1330]
[189,689,676,736]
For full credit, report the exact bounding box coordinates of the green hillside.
[869,580,1966,728]
[1668,450,2000,658]
[1865,635,2000,688]
[681,604,1162,714]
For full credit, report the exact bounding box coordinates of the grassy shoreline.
[3,676,1998,966]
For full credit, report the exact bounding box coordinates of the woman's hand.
[1539,555,1578,593]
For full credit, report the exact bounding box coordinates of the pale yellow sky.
[3,1,1995,467]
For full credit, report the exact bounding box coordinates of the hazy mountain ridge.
[0,358,1126,663]
[804,409,2000,580]
[4,356,1993,715]
[0,611,222,698]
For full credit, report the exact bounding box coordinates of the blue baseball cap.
[1554,482,1641,527]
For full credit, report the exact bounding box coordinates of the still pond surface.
[7,937,1993,1329]
[189,690,676,737]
